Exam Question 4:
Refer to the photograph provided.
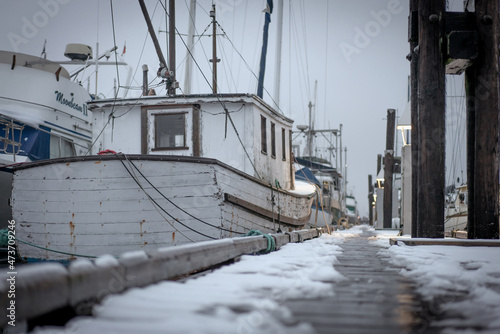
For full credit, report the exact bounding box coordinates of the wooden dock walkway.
[284,227,435,334]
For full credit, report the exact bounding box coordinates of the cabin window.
[261,116,267,154]
[50,135,76,158]
[281,128,286,161]
[270,122,276,158]
[154,113,186,150]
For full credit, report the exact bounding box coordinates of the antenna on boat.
[138,0,177,95]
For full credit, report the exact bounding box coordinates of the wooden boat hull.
[12,155,314,261]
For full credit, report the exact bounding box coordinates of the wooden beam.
[465,65,476,238]
[469,0,500,239]
[383,109,395,229]
[416,0,446,238]
[445,30,478,74]
[409,0,419,238]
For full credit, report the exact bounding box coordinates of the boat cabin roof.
[0,51,70,79]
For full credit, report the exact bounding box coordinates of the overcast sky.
[0,0,467,216]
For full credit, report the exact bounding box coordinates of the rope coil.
[240,229,276,253]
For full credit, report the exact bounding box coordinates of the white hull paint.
[13,155,314,261]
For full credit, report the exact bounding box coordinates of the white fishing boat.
[12,93,315,261]
[0,49,93,226]
[10,1,317,261]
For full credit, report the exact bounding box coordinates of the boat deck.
[285,228,428,333]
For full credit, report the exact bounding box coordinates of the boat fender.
[98,149,117,155]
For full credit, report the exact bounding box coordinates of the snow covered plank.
[390,238,500,247]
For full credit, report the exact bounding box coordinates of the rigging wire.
[116,154,217,240]
[218,32,238,92]
[120,153,246,236]
[109,0,121,98]
[122,154,196,242]
[216,22,284,115]
[158,0,262,180]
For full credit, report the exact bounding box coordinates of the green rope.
[241,229,276,253]
[15,238,97,258]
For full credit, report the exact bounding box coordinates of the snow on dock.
[13,226,500,333]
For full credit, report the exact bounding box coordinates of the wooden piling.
[416,0,446,238]
[383,109,395,229]
[409,0,419,237]
[468,0,500,239]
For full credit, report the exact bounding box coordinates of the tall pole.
[210,5,218,94]
[383,109,396,229]
[142,64,148,96]
[409,0,419,237]
[307,101,313,158]
[138,0,168,72]
[273,0,284,108]
[257,0,273,98]
[468,0,499,239]
[416,0,446,238]
[184,0,196,95]
[168,0,176,95]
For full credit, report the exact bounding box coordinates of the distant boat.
[345,194,359,225]
[444,185,468,233]
[0,49,93,227]
[294,157,343,227]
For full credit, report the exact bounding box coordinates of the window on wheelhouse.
[50,135,76,158]
[261,115,267,154]
[154,113,186,150]
[271,122,276,158]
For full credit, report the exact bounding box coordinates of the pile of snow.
[33,234,344,334]
[373,229,500,333]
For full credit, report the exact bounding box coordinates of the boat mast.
[210,5,219,94]
[257,0,273,98]
[273,0,284,108]
[138,0,175,95]
[184,0,196,94]
[168,0,176,95]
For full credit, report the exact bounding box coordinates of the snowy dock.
[3,226,500,334]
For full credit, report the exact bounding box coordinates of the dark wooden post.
[368,174,374,226]
[416,0,446,238]
[409,0,420,237]
[466,64,476,238]
[383,109,396,229]
[468,0,500,239]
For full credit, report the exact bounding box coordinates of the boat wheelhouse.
[12,93,316,261]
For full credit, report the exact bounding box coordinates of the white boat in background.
[294,157,343,227]
[12,94,316,261]
[345,194,360,225]
[445,184,468,232]
[0,49,93,226]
